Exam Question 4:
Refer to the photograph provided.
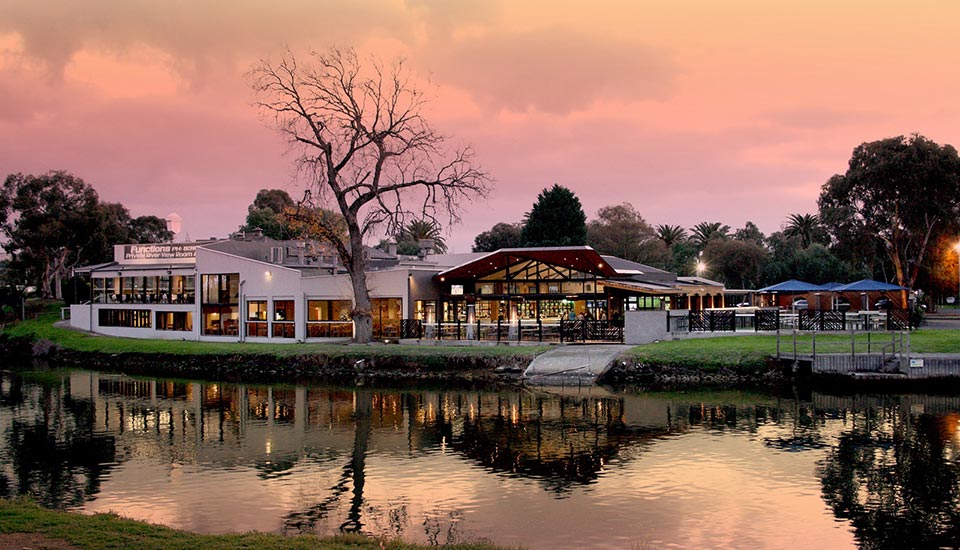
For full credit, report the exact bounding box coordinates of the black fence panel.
[887,310,910,330]
[689,311,709,332]
[560,319,623,342]
[400,319,423,339]
[688,311,735,332]
[755,309,779,331]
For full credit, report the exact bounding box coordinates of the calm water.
[1,368,959,549]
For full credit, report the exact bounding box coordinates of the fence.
[401,318,624,343]
[677,308,913,333]
[776,330,909,374]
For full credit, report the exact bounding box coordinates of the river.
[1,367,958,549]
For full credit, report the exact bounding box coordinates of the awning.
[832,279,909,292]
[757,279,823,292]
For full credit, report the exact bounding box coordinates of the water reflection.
[1,369,960,548]
[817,398,960,549]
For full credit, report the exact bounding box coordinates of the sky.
[2,0,959,252]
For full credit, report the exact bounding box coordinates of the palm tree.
[399,219,448,254]
[655,224,687,247]
[691,221,731,248]
[783,213,821,248]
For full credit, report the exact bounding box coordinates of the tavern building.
[70,234,726,342]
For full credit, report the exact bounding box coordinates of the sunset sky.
[2,0,958,251]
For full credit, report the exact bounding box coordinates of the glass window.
[156,311,193,331]
[99,309,152,328]
[201,274,240,335]
[247,300,268,337]
[307,300,352,321]
[272,300,295,338]
[372,297,402,338]
[306,300,353,338]
[201,305,238,336]
[171,275,195,304]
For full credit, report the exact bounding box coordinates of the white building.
[71,236,453,342]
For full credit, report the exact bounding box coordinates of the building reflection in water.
[2,370,960,548]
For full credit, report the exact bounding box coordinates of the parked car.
[875,298,894,310]
[791,298,809,310]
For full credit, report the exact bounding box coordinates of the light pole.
[955,242,960,307]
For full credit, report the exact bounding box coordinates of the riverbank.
[0,499,513,550]
[1,311,544,386]
[8,307,960,388]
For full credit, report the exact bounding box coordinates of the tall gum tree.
[819,134,960,303]
[250,47,490,342]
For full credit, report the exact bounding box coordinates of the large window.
[202,274,239,305]
[201,273,239,336]
[156,311,193,331]
[306,299,353,337]
[93,275,195,304]
[272,300,295,338]
[247,300,268,337]
[99,309,151,328]
[372,298,402,338]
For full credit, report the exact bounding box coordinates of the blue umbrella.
[832,279,909,292]
[757,279,824,292]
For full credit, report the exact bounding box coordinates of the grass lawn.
[3,308,547,361]
[626,329,960,370]
[8,303,960,372]
[0,498,513,550]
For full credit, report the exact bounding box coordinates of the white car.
[792,298,809,310]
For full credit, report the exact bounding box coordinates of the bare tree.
[250,47,490,342]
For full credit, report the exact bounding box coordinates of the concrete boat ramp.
[523,345,631,386]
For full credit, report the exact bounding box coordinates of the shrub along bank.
[0,310,543,386]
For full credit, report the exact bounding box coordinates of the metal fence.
[684,309,913,333]
[401,318,624,343]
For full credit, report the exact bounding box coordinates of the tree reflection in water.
[0,373,116,508]
[10,367,960,547]
[818,407,960,549]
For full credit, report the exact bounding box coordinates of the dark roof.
[202,239,349,273]
[435,246,619,281]
[600,256,671,275]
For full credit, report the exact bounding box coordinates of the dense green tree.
[690,221,731,249]
[1,172,114,297]
[655,224,687,247]
[239,189,298,240]
[127,215,174,244]
[252,188,295,214]
[701,239,769,289]
[667,240,700,277]
[819,134,960,293]
[783,213,826,248]
[733,221,765,247]
[521,184,587,246]
[473,222,523,252]
[586,202,660,262]
[791,244,852,284]
[396,219,447,254]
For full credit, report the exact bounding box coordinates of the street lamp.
[954,242,960,306]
